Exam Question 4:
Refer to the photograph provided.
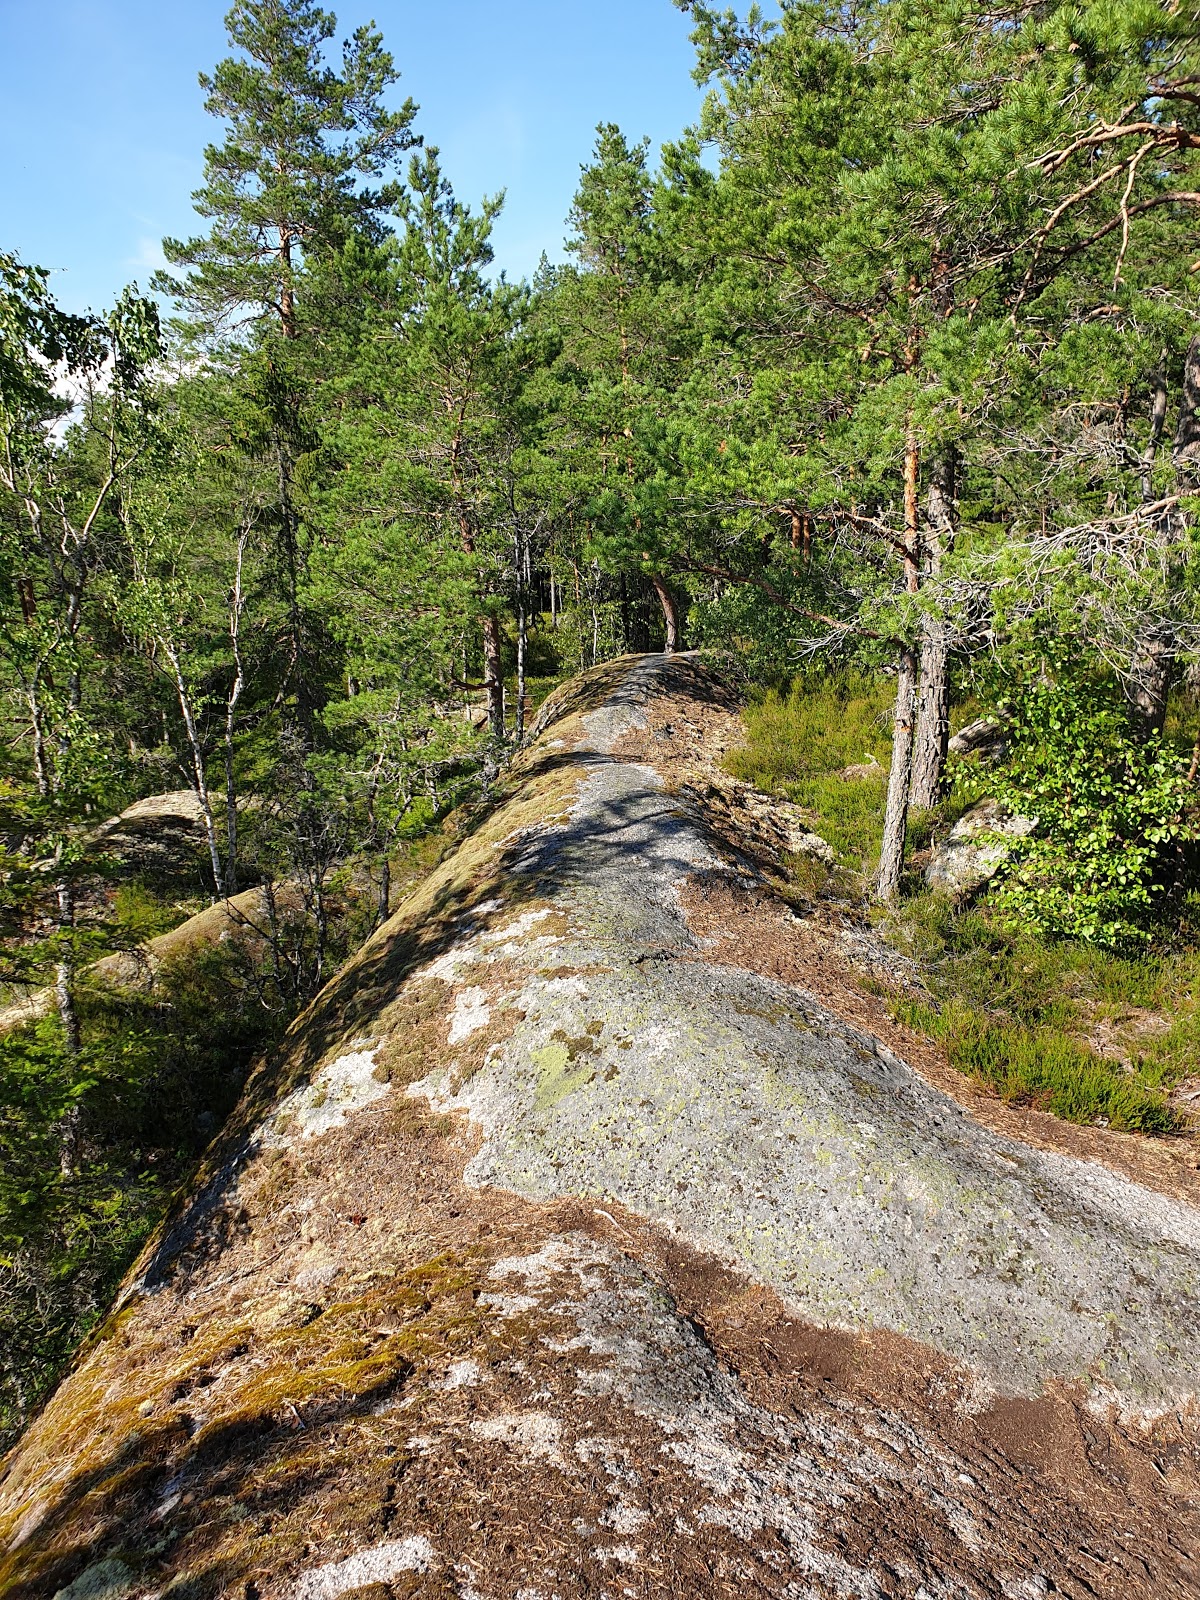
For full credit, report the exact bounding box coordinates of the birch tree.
[0,264,162,1157]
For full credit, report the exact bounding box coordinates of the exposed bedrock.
[3,654,1200,1600]
[416,656,1200,1402]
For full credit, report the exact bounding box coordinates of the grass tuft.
[893,893,1196,1133]
[896,996,1180,1133]
[724,670,893,869]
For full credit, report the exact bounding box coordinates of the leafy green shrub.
[986,679,1197,950]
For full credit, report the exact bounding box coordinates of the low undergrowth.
[724,670,894,870]
[895,996,1179,1133]
[892,895,1197,1134]
[729,666,1199,1137]
[0,945,286,1451]
[0,833,448,1452]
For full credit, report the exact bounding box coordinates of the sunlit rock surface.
[3,655,1200,1600]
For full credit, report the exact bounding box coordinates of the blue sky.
[0,0,716,316]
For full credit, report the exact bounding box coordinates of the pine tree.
[154,2,420,755]
[549,125,706,652]
[156,0,418,342]
[317,150,534,753]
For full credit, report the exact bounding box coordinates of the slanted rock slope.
[3,655,1200,1600]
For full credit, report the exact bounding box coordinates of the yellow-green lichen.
[532,1042,596,1112]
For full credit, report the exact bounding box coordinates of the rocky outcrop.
[0,793,223,1034]
[2,656,1200,1600]
[838,754,882,780]
[0,883,307,1037]
[89,791,212,878]
[948,717,1006,761]
[925,797,1036,898]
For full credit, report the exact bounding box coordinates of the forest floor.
[5,652,1200,1600]
[726,667,1200,1136]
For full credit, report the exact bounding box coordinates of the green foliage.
[892,893,1198,1133]
[1140,946,1200,1087]
[111,881,197,941]
[0,251,96,429]
[724,669,893,867]
[156,0,418,340]
[897,996,1179,1134]
[7,0,1200,1458]
[986,677,1197,949]
[0,934,287,1447]
[733,674,1200,1130]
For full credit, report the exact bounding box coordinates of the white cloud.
[125,235,166,277]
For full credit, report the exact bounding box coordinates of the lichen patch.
[469,1410,565,1464]
[449,986,492,1045]
[293,1535,435,1600]
[50,1561,133,1600]
[483,907,557,947]
[439,1359,487,1391]
[261,1045,389,1146]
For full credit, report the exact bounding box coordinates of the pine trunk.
[1130,639,1172,734]
[223,530,248,896]
[223,727,239,897]
[1172,336,1200,472]
[1120,356,1187,732]
[1141,358,1168,500]
[877,421,922,901]
[377,858,391,930]
[275,442,310,747]
[911,632,950,809]
[54,875,81,1176]
[483,614,505,740]
[516,583,529,746]
[877,648,917,902]
[651,576,679,654]
[910,449,956,809]
[167,644,227,900]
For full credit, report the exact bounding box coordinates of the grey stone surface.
[925,798,1036,899]
[409,657,1200,1402]
[466,1233,1053,1599]
[949,717,1007,760]
[89,789,211,876]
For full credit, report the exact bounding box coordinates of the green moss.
[112,883,198,942]
[0,1245,493,1596]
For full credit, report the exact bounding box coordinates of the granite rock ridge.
[3,654,1200,1600]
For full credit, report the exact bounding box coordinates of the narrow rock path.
[3,654,1199,1600]
[417,653,1200,1401]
